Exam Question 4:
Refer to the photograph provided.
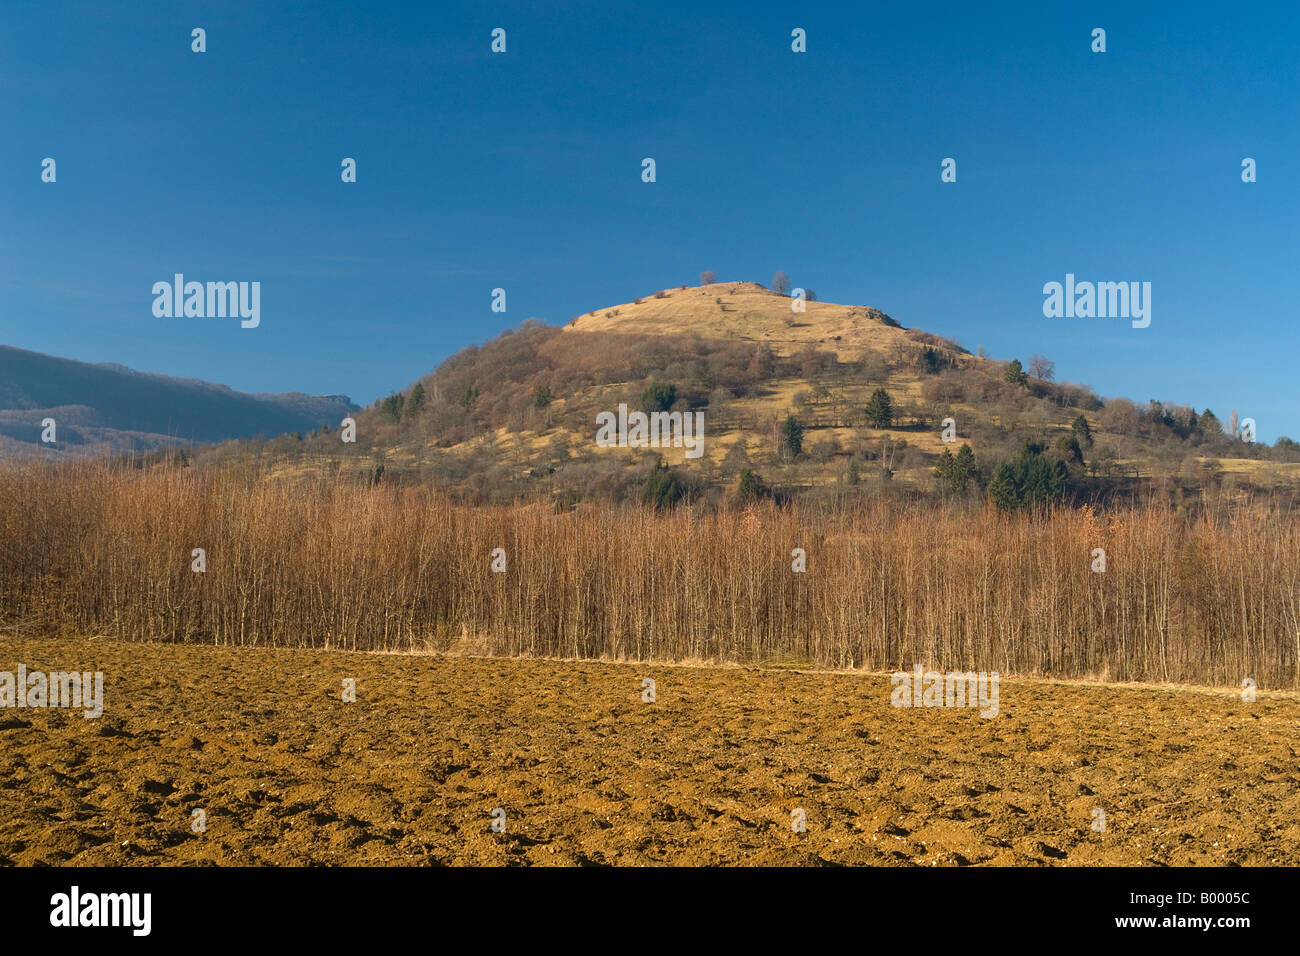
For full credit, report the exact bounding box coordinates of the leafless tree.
[1028,354,1055,381]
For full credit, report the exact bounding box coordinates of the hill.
[197,280,1300,508]
[0,345,358,456]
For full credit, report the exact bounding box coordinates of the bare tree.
[1028,354,1056,381]
[700,270,717,286]
[771,271,791,296]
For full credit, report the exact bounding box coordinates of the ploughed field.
[1,635,1297,866]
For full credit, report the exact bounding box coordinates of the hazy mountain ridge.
[0,345,358,454]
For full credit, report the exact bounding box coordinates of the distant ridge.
[0,345,357,455]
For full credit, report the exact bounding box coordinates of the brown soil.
[1,636,1296,866]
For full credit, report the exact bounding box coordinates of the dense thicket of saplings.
[3,459,1297,689]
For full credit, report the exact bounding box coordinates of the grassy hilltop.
[195,280,1300,509]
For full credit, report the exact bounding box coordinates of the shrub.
[1056,434,1085,465]
[640,382,677,413]
[642,460,684,510]
[736,468,766,503]
[859,352,889,383]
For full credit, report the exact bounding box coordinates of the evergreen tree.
[919,347,942,374]
[987,463,1018,511]
[935,443,977,495]
[954,444,976,488]
[1197,408,1222,439]
[380,392,405,422]
[1015,451,1068,506]
[407,383,426,416]
[780,415,804,460]
[987,442,1070,510]
[865,388,894,428]
[935,448,956,490]
[1070,414,1093,448]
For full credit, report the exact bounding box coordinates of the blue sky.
[2,1,1296,439]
